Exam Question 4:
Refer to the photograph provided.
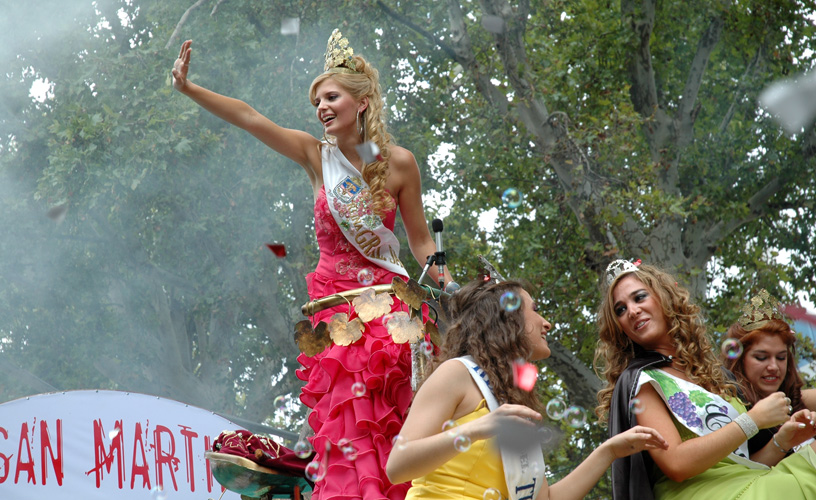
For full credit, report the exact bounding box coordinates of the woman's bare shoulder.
[388,145,418,169]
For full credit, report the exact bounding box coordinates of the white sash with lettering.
[456,356,544,500]
[322,143,408,277]
[638,369,768,469]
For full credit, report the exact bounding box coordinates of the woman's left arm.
[389,147,446,284]
[542,426,669,500]
[801,388,816,410]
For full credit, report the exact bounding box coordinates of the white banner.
[0,390,244,499]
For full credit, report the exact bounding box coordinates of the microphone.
[432,218,446,289]
[432,218,443,256]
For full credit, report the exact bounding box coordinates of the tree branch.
[478,0,548,130]
[545,341,602,409]
[677,15,723,147]
[802,124,816,160]
[210,0,226,16]
[375,1,458,60]
[165,0,209,50]
[718,47,762,135]
[0,356,60,394]
[700,177,783,256]
[622,0,659,116]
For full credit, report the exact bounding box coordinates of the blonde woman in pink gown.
[172,30,441,500]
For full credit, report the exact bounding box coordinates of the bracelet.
[733,413,759,439]
[772,434,792,454]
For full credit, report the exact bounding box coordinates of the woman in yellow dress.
[386,277,668,500]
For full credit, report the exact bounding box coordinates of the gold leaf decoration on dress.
[391,277,426,310]
[328,313,364,346]
[294,320,331,356]
[386,311,424,344]
[424,320,442,348]
[352,287,394,323]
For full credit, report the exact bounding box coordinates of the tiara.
[738,289,785,330]
[478,255,505,284]
[605,258,641,286]
[323,29,357,74]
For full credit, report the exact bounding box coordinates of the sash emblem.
[333,175,363,203]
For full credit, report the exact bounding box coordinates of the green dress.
[642,375,816,499]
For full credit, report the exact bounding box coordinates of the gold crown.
[738,289,784,331]
[323,29,357,74]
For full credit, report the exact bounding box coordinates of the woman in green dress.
[595,260,816,500]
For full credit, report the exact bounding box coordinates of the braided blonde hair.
[309,55,395,218]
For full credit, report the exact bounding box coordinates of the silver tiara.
[605,259,641,286]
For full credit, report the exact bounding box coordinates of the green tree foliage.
[2,1,815,496]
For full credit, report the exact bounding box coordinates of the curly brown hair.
[594,264,737,421]
[309,55,395,219]
[723,319,804,412]
[423,278,544,414]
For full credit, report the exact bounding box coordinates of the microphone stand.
[434,249,446,292]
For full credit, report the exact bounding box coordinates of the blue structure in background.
[790,308,816,379]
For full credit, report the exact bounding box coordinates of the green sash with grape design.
[637,369,768,470]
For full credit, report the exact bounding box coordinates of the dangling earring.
[356,109,366,143]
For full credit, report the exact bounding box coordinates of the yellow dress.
[405,400,509,500]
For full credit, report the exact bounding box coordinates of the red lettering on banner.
[39,419,63,486]
[0,426,9,483]
[153,425,179,491]
[86,419,124,487]
[0,410,226,494]
[131,421,151,489]
[15,422,35,484]
[205,434,213,493]
[179,425,198,492]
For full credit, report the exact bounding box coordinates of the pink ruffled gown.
[296,185,413,500]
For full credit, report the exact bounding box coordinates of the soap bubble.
[442,420,460,436]
[563,405,587,428]
[499,291,521,312]
[483,488,502,500]
[305,460,326,482]
[629,398,645,415]
[351,382,366,397]
[357,268,375,286]
[445,281,461,293]
[420,340,434,357]
[502,188,523,209]
[338,439,358,461]
[546,398,567,420]
[453,434,472,452]
[721,338,743,360]
[273,395,286,410]
[150,485,167,500]
[294,440,313,459]
[392,434,407,450]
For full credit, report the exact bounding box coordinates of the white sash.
[456,356,545,500]
[637,369,768,469]
[321,143,408,277]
